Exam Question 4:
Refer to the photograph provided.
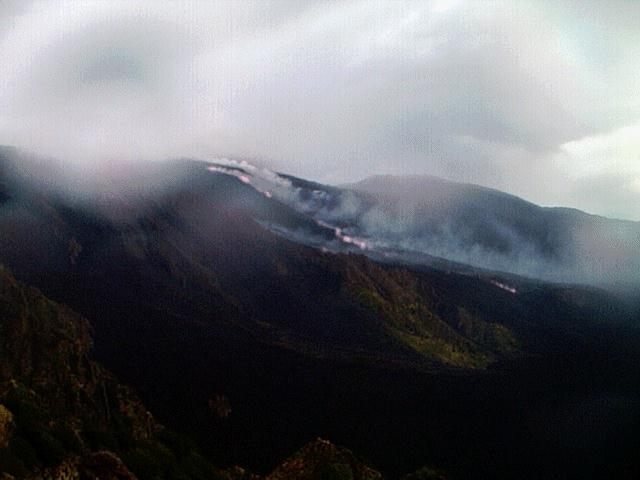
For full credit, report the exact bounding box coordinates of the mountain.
[268,171,639,288]
[0,148,527,369]
[3,148,633,369]
[3,147,639,289]
[1,147,639,479]
[180,158,640,288]
[347,175,640,285]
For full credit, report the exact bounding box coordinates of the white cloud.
[545,122,640,219]
[560,123,640,179]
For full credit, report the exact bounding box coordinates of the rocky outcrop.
[0,267,218,479]
[267,438,382,480]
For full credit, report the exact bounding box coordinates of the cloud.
[1,1,639,219]
[552,122,640,220]
[560,123,640,179]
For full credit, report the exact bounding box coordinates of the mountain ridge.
[347,173,640,223]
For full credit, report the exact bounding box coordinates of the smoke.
[2,141,638,288]
[216,162,640,287]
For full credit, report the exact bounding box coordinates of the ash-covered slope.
[2,148,629,370]
[0,148,531,369]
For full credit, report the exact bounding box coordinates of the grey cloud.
[569,174,640,222]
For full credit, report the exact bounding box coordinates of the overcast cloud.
[1,0,639,220]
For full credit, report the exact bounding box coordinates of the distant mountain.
[346,175,640,284]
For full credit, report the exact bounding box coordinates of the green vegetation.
[341,258,517,368]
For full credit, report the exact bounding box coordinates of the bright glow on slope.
[205,159,370,251]
[490,280,517,294]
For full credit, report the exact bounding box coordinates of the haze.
[1,0,639,220]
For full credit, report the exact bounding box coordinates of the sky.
[1,0,639,220]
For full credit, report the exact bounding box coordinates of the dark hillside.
[0,266,228,479]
